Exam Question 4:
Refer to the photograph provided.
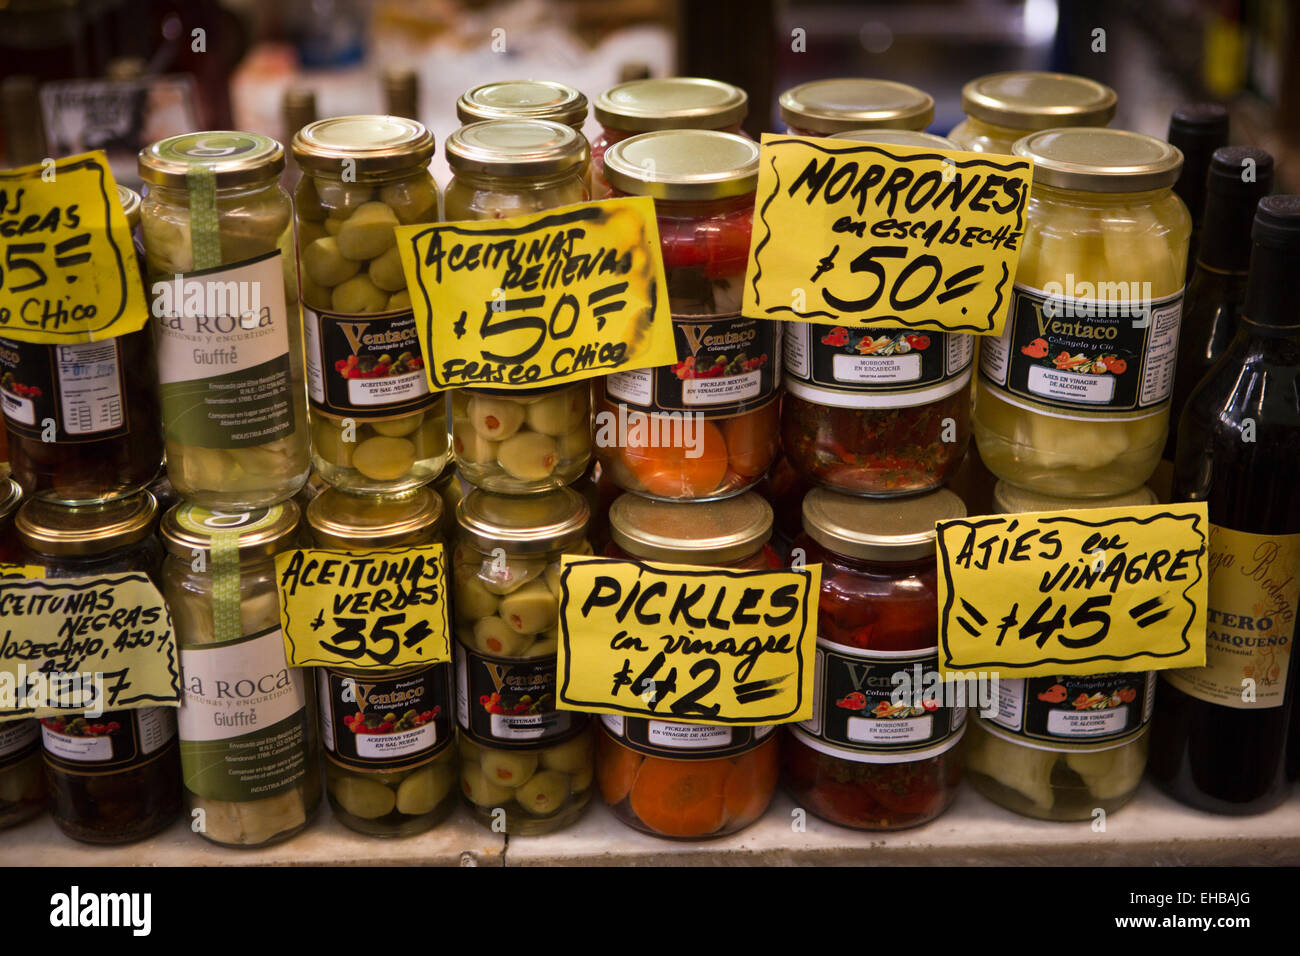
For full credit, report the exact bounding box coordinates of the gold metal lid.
[446,119,587,177]
[293,115,435,175]
[609,492,772,565]
[139,131,284,188]
[307,487,442,549]
[961,72,1117,131]
[0,478,22,523]
[1014,128,1183,192]
[115,183,141,227]
[801,487,966,562]
[458,80,589,130]
[993,481,1157,514]
[457,487,589,555]
[17,492,157,557]
[779,78,934,133]
[603,130,759,200]
[830,129,957,149]
[594,77,748,132]
[161,501,300,561]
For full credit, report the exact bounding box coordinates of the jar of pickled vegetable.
[431,463,463,540]
[964,480,1157,821]
[754,456,811,564]
[0,720,44,831]
[948,72,1117,154]
[456,80,590,186]
[16,491,162,579]
[591,77,748,198]
[306,486,458,836]
[974,129,1190,497]
[782,487,967,829]
[139,132,311,508]
[597,491,781,837]
[596,131,779,500]
[779,78,934,136]
[162,502,322,847]
[0,477,22,564]
[291,116,448,494]
[453,487,594,834]
[0,185,163,504]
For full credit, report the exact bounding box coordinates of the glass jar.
[306,486,459,836]
[16,491,162,579]
[0,720,44,831]
[964,480,1158,821]
[453,487,594,834]
[161,502,322,847]
[456,80,590,186]
[597,491,781,837]
[0,185,163,504]
[596,131,779,500]
[431,463,463,540]
[973,129,1190,497]
[778,78,933,136]
[138,132,310,508]
[591,77,748,198]
[948,71,1117,155]
[443,119,589,220]
[782,488,968,830]
[292,115,448,493]
[0,477,22,563]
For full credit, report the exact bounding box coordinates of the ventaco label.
[983,673,1155,749]
[319,663,452,770]
[40,706,176,774]
[456,648,582,748]
[1163,525,1300,710]
[0,336,130,441]
[303,307,435,419]
[979,285,1182,416]
[600,713,773,760]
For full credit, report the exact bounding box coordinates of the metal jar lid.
[961,72,1117,131]
[115,184,142,227]
[1013,128,1183,193]
[603,130,759,201]
[609,492,772,565]
[457,487,589,555]
[458,80,589,130]
[446,119,587,177]
[779,78,934,133]
[292,114,435,175]
[139,131,285,189]
[993,481,1157,514]
[17,491,157,557]
[307,486,442,550]
[830,128,958,149]
[161,501,300,561]
[801,487,966,562]
[594,77,748,133]
[0,478,20,524]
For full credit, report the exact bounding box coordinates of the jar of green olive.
[947,72,1117,155]
[453,487,594,835]
[306,486,458,836]
[456,81,590,187]
[292,115,449,493]
[779,78,934,136]
[138,132,311,509]
[162,501,322,847]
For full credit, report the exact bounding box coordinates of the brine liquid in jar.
[0,720,45,831]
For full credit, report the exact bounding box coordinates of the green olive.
[387,289,412,311]
[331,274,390,313]
[496,431,559,481]
[380,178,439,224]
[330,774,396,819]
[352,435,416,481]
[395,763,455,815]
[303,236,360,288]
[312,414,355,467]
[515,770,569,816]
[336,201,400,261]
[368,244,407,292]
[370,411,423,437]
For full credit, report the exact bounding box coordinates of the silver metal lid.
[780,78,934,133]
[140,131,284,188]
[961,72,1117,131]
[594,77,748,132]
[602,129,759,200]
[1014,128,1183,192]
[458,80,589,130]
[292,114,435,174]
[445,119,587,177]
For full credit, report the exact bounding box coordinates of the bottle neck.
[1198,191,1264,273]
[1241,239,1300,337]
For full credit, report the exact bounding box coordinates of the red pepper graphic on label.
[1021,337,1049,359]
[836,691,867,710]
[821,326,850,347]
[1037,683,1068,703]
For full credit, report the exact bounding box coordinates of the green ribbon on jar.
[209,527,242,644]
[186,167,223,272]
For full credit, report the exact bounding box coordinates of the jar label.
[599,713,772,760]
[783,321,973,408]
[153,251,296,448]
[984,673,1156,749]
[40,707,175,774]
[303,307,434,419]
[0,336,130,442]
[318,664,452,771]
[456,646,581,748]
[177,626,312,801]
[0,720,39,770]
[799,644,965,761]
[1162,525,1299,710]
[603,315,779,419]
[979,284,1182,416]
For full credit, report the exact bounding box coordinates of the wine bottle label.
[318,664,451,771]
[1163,525,1300,709]
[0,336,130,442]
[981,673,1155,751]
[599,713,772,760]
[303,307,434,419]
[41,707,175,774]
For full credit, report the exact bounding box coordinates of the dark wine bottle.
[1167,103,1229,284]
[1149,195,1300,814]
[1163,146,1273,461]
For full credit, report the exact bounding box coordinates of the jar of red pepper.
[783,487,968,830]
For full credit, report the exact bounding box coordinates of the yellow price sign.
[398,197,676,390]
[275,545,452,669]
[556,557,821,725]
[742,134,1031,335]
[0,151,149,344]
[936,503,1209,677]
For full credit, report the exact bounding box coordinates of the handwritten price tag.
[0,572,180,720]
[936,504,1208,677]
[743,134,1031,335]
[0,151,149,344]
[556,557,820,725]
[276,545,452,669]
[398,197,676,390]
